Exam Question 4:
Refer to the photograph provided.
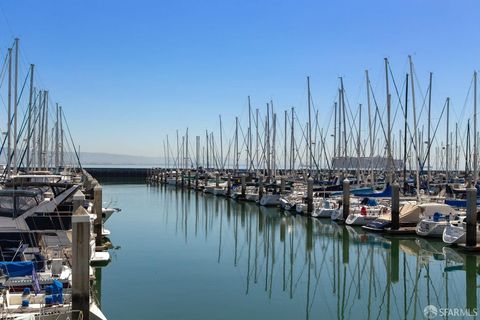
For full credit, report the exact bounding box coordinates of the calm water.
[97,184,479,320]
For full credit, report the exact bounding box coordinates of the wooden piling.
[72,189,85,213]
[241,174,246,197]
[93,185,103,247]
[258,175,264,200]
[466,187,477,247]
[307,177,313,213]
[342,179,350,220]
[227,174,231,196]
[391,183,400,230]
[72,205,90,320]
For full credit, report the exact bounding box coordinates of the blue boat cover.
[0,261,34,277]
[444,198,480,208]
[354,185,392,198]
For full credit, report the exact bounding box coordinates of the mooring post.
[241,174,246,197]
[280,176,286,194]
[342,178,350,220]
[187,170,191,188]
[466,187,477,247]
[391,182,400,230]
[258,175,264,201]
[93,184,103,247]
[72,206,90,320]
[307,177,314,214]
[72,189,85,213]
[181,171,185,187]
[215,171,220,188]
[227,173,231,196]
[195,171,199,189]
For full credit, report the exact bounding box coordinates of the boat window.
[0,195,39,218]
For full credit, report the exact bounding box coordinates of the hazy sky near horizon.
[0,0,478,158]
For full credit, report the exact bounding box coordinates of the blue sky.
[0,0,478,158]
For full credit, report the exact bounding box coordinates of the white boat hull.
[443,223,480,245]
[259,194,281,206]
[416,220,448,238]
[345,214,378,226]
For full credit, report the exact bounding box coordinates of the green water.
[98,184,479,319]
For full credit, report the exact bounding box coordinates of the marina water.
[98,183,479,319]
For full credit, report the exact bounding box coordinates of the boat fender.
[361,206,367,216]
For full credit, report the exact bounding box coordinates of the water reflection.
[148,185,479,320]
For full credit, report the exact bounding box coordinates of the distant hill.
[79,152,162,166]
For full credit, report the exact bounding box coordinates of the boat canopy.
[0,261,34,277]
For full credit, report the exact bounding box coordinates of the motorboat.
[415,203,463,238]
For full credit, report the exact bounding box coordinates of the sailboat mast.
[409,56,420,197]
[205,131,209,170]
[186,128,189,169]
[446,98,450,182]
[7,48,12,177]
[248,96,252,171]
[219,115,224,171]
[13,39,19,174]
[341,78,347,160]
[427,72,433,186]
[337,90,342,163]
[176,130,179,171]
[43,91,48,170]
[59,106,64,169]
[403,74,409,193]
[235,116,239,172]
[455,123,459,174]
[357,104,362,184]
[284,110,287,175]
[290,107,295,173]
[266,103,270,177]
[272,112,276,177]
[385,58,393,184]
[270,101,275,177]
[55,103,59,172]
[31,89,37,171]
[307,76,312,175]
[196,135,200,169]
[467,121,471,174]
[37,90,43,171]
[334,102,337,160]
[474,71,477,185]
[256,108,259,172]
[365,70,374,187]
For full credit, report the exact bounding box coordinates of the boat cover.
[0,261,34,277]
